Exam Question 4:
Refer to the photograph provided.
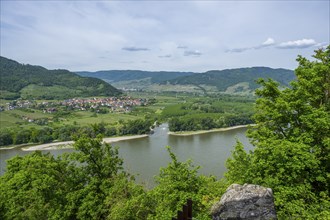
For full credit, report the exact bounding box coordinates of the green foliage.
[165,97,254,131]
[0,141,230,219]
[146,147,228,220]
[118,119,153,135]
[0,56,121,99]
[0,118,152,147]
[225,141,251,184]
[0,137,149,219]
[0,151,72,219]
[225,46,330,218]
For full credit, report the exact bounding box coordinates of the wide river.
[0,124,253,187]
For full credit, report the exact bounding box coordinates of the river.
[0,124,253,187]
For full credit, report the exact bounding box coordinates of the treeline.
[169,114,253,132]
[0,119,153,147]
[162,97,254,131]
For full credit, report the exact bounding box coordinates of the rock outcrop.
[211,184,277,220]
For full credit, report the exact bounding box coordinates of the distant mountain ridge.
[165,67,295,91]
[77,70,195,83]
[0,56,121,99]
[77,67,295,95]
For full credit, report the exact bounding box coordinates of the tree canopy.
[225,46,330,218]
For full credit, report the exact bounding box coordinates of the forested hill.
[164,67,295,91]
[76,70,195,83]
[0,56,121,99]
[77,67,294,94]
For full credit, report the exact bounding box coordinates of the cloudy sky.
[1,1,329,72]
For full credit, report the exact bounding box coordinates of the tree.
[0,136,147,220]
[146,147,228,220]
[225,46,330,218]
[0,151,72,219]
[62,136,122,219]
[14,128,31,145]
[0,129,13,146]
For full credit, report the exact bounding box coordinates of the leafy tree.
[13,129,32,145]
[0,129,13,146]
[225,46,330,218]
[66,135,136,219]
[0,151,72,219]
[146,147,228,220]
[0,136,148,219]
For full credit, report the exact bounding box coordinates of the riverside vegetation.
[0,47,329,219]
[0,93,255,147]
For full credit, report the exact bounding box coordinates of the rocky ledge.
[211,183,277,220]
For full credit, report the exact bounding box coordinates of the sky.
[0,1,329,72]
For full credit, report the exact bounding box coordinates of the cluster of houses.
[2,100,35,111]
[60,97,148,112]
[0,97,148,114]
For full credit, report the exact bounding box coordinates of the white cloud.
[277,39,317,49]
[226,38,324,53]
[262,38,275,46]
[226,38,275,53]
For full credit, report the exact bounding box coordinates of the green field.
[1,93,255,130]
[60,111,142,126]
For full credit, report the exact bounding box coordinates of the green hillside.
[0,57,121,99]
[77,67,295,94]
[76,70,195,83]
[165,67,295,91]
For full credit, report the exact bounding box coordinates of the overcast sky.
[1,1,329,72]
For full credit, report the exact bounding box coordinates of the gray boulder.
[211,183,277,220]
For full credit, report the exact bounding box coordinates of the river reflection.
[0,124,253,187]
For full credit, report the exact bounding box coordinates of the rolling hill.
[76,70,195,83]
[165,67,295,91]
[77,67,295,95]
[0,56,121,99]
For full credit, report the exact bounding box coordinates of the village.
[1,96,149,114]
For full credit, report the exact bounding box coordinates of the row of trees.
[168,113,253,132]
[0,119,153,147]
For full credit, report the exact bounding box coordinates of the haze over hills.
[0,56,121,100]
[77,67,295,95]
[165,67,295,90]
[77,70,195,83]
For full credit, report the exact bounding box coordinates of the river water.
[0,124,253,187]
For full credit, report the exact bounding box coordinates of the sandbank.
[168,124,254,136]
[21,134,148,151]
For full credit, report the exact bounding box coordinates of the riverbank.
[168,124,254,136]
[20,134,148,151]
